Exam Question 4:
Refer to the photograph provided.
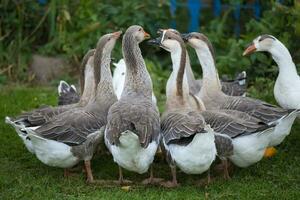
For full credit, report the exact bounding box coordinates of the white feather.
[164,127,216,174]
[105,129,158,174]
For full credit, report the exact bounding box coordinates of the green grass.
[0,85,300,199]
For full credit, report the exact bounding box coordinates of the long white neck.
[194,46,221,92]
[270,41,298,79]
[166,47,190,110]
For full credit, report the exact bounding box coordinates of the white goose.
[105,25,161,185]
[24,32,121,183]
[243,34,300,110]
[183,32,300,149]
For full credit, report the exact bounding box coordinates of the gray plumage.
[13,49,96,126]
[105,26,160,149]
[161,110,206,146]
[32,32,118,153]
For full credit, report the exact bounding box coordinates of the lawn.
[0,85,300,199]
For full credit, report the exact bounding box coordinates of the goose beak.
[147,37,161,46]
[181,33,190,42]
[113,31,122,39]
[143,31,151,39]
[243,43,256,56]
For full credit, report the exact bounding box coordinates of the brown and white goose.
[5,49,96,154]
[243,34,300,110]
[151,30,277,179]
[183,32,300,149]
[24,32,121,183]
[157,28,247,97]
[104,25,161,185]
[149,30,217,187]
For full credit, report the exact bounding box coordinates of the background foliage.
[0,0,299,91]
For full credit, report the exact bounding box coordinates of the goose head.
[243,34,277,56]
[182,32,215,59]
[98,31,123,54]
[125,25,150,43]
[149,30,185,53]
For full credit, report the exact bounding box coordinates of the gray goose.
[104,25,161,185]
[8,48,97,128]
[183,32,300,149]
[5,49,96,154]
[24,32,121,183]
[57,80,80,106]
[149,30,217,187]
[157,28,247,97]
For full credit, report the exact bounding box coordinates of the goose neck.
[270,42,298,78]
[121,35,152,98]
[166,45,190,109]
[78,60,95,105]
[194,47,221,91]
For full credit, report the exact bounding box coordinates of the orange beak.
[143,31,150,39]
[113,31,122,39]
[243,43,257,56]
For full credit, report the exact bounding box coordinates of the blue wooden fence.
[170,0,284,36]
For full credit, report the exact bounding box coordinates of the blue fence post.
[213,0,222,17]
[233,3,241,37]
[254,0,261,20]
[170,0,177,29]
[187,0,201,32]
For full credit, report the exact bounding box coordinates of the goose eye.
[121,72,125,75]
[258,38,263,42]
[167,37,171,39]
[138,28,142,31]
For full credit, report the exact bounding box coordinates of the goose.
[243,34,300,110]
[6,48,96,128]
[57,80,80,106]
[24,31,121,183]
[183,32,300,149]
[150,30,276,181]
[157,28,247,97]
[104,25,161,185]
[5,49,96,154]
[112,58,157,104]
[149,30,217,187]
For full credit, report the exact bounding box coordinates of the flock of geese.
[5,25,300,188]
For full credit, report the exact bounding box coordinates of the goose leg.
[64,169,71,177]
[161,165,179,188]
[207,168,211,185]
[142,165,163,185]
[116,166,132,185]
[84,160,94,183]
[222,159,231,180]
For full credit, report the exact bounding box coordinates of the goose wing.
[34,109,104,146]
[222,96,290,124]
[161,110,206,146]
[106,99,160,148]
[201,110,273,138]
